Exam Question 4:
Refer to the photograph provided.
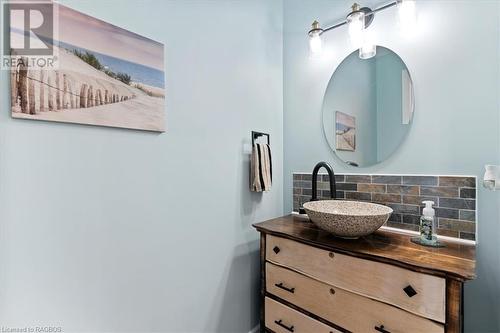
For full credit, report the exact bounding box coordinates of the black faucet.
[299,161,337,214]
[311,161,337,201]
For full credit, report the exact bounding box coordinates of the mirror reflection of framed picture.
[335,111,356,151]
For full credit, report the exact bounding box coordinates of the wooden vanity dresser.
[253,215,476,333]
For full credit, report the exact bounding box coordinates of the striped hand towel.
[250,143,272,192]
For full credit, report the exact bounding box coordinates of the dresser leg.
[446,278,464,333]
[260,233,266,333]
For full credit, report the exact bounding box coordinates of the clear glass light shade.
[359,31,376,59]
[309,33,323,57]
[347,11,365,48]
[398,0,417,36]
[359,41,376,59]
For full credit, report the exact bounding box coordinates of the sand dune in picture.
[336,128,355,151]
[11,44,165,132]
[13,91,164,131]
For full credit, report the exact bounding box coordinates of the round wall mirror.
[322,46,414,167]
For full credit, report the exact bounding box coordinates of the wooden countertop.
[253,215,476,281]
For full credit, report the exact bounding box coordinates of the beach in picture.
[10,4,165,132]
[335,111,356,151]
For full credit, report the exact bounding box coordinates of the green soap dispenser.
[411,201,445,247]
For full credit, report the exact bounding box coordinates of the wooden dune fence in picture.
[10,59,135,115]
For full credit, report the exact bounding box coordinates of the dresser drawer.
[265,297,342,333]
[266,235,445,323]
[266,262,444,333]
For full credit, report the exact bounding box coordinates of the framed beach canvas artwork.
[9,3,165,132]
[335,111,356,151]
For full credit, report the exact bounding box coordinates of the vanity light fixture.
[359,31,376,59]
[308,0,417,59]
[346,3,367,48]
[308,21,323,57]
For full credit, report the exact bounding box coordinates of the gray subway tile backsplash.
[438,218,475,233]
[388,213,402,223]
[403,176,439,186]
[402,214,421,225]
[300,174,312,181]
[459,188,476,199]
[435,207,460,219]
[420,186,459,197]
[372,175,402,184]
[386,184,419,195]
[345,191,372,201]
[437,228,459,238]
[358,183,387,193]
[402,195,438,206]
[293,172,476,241]
[387,203,421,215]
[345,175,372,183]
[459,232,476,241]
[336,183,358,191]
[439,197,476,210]
[326,174,346,183]
[372,193,402,203]
[459,210,476,222]
[293,180,311,189]
[439,176,476,188]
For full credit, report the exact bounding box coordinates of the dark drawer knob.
[403,285,417,298]
[375,325,391,333]
[275,319,294,332]
[273,246,280,254]
[275,282,295,293]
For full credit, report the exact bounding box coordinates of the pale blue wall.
[0,0,499,331]
[323,53,378,166]
[375,51,408,162]
[284,0,500,331]
[0,1,283,332]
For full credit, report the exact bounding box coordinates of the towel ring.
[252,131,270,145]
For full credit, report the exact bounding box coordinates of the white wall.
[0,1,283,332]
[283,0,500,331]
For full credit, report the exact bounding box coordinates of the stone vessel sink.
[302,200,393,238]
